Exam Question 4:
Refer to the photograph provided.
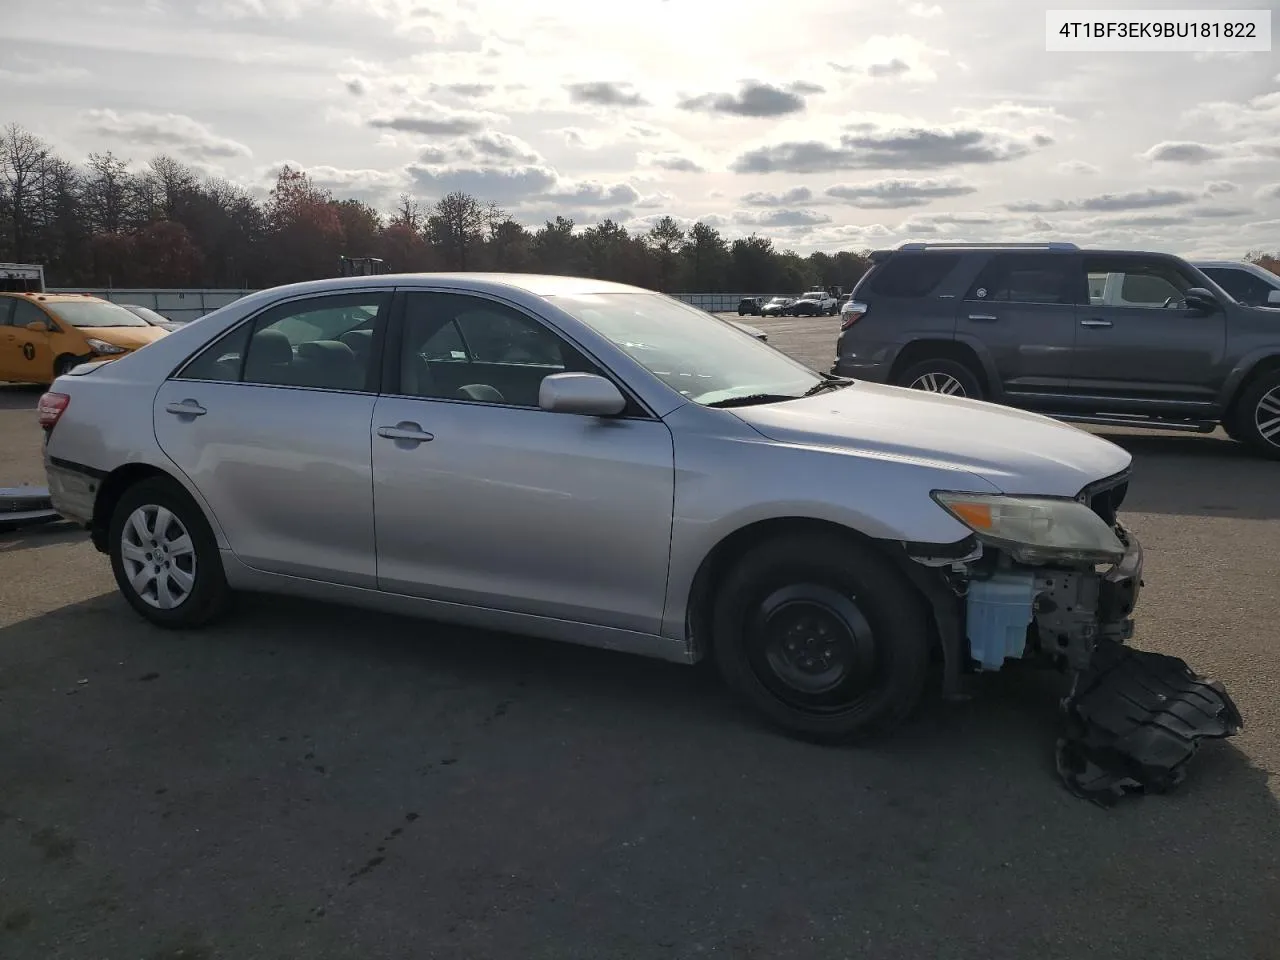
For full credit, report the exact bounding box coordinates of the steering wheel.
[1163,296,1179,308]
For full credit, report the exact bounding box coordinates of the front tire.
[894,358,984,401]
[1233,370,1280,459]
[712,533,932,743]
[108,476,230,628]
[53,355,81,378]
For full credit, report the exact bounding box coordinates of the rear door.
[956,253,1081,404]
[4,299,57,383]
[1071,254,1227,404]
[153,290,391,587]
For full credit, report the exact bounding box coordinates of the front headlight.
[931,491,1125,565]
[85,338,126,355]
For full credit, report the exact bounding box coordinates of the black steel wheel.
[712,532,932,743]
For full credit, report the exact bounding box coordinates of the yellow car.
[0,293,169,385]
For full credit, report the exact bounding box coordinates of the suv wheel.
[108,476,231,628]
[895,359,984,400]
[1234,370,1280,459]
[712,532,931,743]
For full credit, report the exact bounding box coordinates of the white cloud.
[81,109,253,159]
[1,0,1275,257]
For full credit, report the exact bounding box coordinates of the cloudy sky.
[4,0,1280,256]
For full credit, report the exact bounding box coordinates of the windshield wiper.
[705,393,802,408]
[801,375,854,397]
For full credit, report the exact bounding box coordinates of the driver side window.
[1084,258,1192,310]
[398,292,598,407]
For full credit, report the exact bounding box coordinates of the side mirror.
[1183,287,1218,312]
[25,320,48,332]
[538,372,626,416]
[1267,289,1280,306]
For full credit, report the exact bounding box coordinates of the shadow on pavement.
[0,384,43,412]
[1,592,1276,959]
[1095,430,1280,520]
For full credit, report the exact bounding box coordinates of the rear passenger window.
[865,254,961,298]
[177,293,390,391]
[966,255,1077,305]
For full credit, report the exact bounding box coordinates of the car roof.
[242,272,653,300]
[0,292,113,303]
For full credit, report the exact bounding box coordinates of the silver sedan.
[40,273,1140,743]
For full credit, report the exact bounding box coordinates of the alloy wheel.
[120,504,198,609]
[908,371,967,396]
[1255,386,1280,448]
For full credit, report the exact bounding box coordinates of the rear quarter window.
[862,254,962,299]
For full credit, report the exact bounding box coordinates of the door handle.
[1080,318,1113,328]
[967,313,998,322]
[165,400,206,417]
[377,422,434,443]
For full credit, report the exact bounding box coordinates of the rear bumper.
[43,454,99,527]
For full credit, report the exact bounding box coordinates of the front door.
[1071,255,1228,403]
[2,299,56,383]
[153,291,391,587]
[372,290,675,635]
[955,253,1081,404]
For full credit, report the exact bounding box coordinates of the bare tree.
[0,123,51,261]
[83,151,136,234]
[426,190,486,270]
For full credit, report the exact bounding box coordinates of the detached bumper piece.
[1056,639,1243,807]
[0,485,60,530]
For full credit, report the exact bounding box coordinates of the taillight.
[839,300,868,330]
[37,392,70,430]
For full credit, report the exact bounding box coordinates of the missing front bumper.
[1056,640,1244,806]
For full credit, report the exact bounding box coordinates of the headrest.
[339,329,374,353]
[456,383,504,403]
[249,328,293,366]
[298,339,355,362]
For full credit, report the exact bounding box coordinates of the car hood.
[78,325,169,348]
[730,381,1132,496]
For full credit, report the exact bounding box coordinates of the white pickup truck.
[788,289,839,316]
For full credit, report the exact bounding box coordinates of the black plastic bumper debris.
[1055,639,1244,807]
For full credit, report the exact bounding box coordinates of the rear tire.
[108,476,231,628]
[894,358,984,401]
[1232,370,1280,459]
[712,532,932,743]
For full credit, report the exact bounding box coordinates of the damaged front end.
[911,471,1243,805]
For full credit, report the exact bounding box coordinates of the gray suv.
[833,242,1280,458]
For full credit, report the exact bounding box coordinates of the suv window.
[966,255,1077,305]
[866,254,960,298]
[1200,267,1275,307]
[1085,257,1193,309]
[398,292,597,407]
[179,293,390,390]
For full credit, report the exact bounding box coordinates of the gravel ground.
[1,315,1277,960]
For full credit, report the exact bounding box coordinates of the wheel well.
[89,463,172,552]
[888,340,988,392]
[1224,356,1280,428]
[685,517,941,659]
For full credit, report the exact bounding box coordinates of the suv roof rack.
[897,241,1079,251]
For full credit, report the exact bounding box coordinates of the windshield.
[48,300,151,328]
[122,305,170,325]
[549,292,824,405]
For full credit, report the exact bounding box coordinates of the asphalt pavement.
[1,315,1277,959]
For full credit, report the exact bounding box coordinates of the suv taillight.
[839,300,868,330]
[37,392,70,430]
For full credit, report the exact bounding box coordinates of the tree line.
[0,123,873,293]
[2,123,1276,293]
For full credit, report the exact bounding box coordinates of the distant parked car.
[121,304,185,332]
[760,296,793,317]
[1191,260,1280,308]
[789,289,839,317]
[737,296,764,316]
